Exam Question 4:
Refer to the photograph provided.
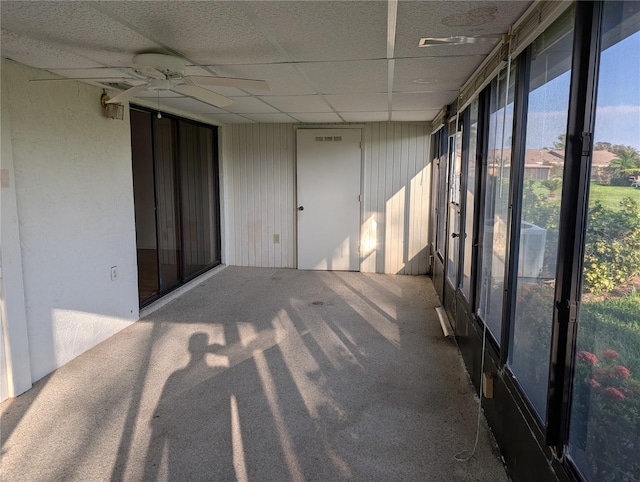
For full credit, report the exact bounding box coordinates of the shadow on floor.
[1,267,507,481]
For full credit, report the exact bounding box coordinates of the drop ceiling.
[0,1,532,125]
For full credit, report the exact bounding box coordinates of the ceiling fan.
[32,53,270,108]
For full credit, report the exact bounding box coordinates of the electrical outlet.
[111,266,118,281]
[273,234,280,244]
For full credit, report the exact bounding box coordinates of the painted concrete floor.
[1,267,508,481]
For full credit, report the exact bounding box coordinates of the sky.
[525,26,640,151]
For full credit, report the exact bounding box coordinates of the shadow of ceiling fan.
[32,53,270,108]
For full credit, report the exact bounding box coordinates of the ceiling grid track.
[236,2,345,123]
[387,0,398,122]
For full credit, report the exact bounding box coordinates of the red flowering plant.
[570,349,640,481]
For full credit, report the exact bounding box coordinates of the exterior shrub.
[583,198,640,294]
[570,349,640,481]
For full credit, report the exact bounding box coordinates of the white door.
[297,129,362,271]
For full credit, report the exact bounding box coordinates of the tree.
[594,141,612,151]
[552,134,566,150]
[605,145,640,185]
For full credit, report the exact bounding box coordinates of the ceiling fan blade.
[31,77,136,82]
[105,84,150,104]
[186,75,270,91]
[172,84,234,108]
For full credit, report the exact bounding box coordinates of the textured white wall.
[1,73,32,400]
[1,60,139,385]
[222,124,296,268]
[221,122,431,274]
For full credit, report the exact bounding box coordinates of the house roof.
[0,1,532,125]
[490,149,619,167]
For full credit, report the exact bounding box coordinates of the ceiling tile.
[46,68,137,80]
[158,97,226,114]
[393,56,484,92]
[393,92,459,111]
[247,1,387,61]
[224,97,280,114]
[299,60,387,94]
[393,57,481,93]
[96,2,285,65]
[394,1,531,59]
[200,114,255,124]
[1,2,160,68]
[324,94,388,112]
[392,110,441,122]
[208,64,314,96]
[243,113,298,123]
[340,112,389,122]
[290,113,342,123]
[261,95,333,113]
[0,30,103,69]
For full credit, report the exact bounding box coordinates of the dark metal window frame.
[501,48,531,367]
[435,2,616,479]
[545,0,602,454]
[491,0,604,465]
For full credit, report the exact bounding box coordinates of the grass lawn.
[589,183,640,211]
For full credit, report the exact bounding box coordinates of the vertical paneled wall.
[221,122,431,274]
[222,124,296,268]
[361,123,432,274]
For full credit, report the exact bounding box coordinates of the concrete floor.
[1,267,508,481]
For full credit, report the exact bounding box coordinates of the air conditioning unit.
[518,221,547,279]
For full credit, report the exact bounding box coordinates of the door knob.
[451,232,459,238]
[298,206,304,211]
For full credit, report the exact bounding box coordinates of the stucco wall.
[1,59,139,388]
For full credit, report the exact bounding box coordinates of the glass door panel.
[179,122,219,278]
[446,130,463,286]
[508,6,575,420]
[153,116,181,291]
[436,130,448,260]
[131,109,159,303]
[568,2,640,480]
[478,65,516,344]
[461,100,479,301]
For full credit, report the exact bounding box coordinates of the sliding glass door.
[131,107,221,306]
